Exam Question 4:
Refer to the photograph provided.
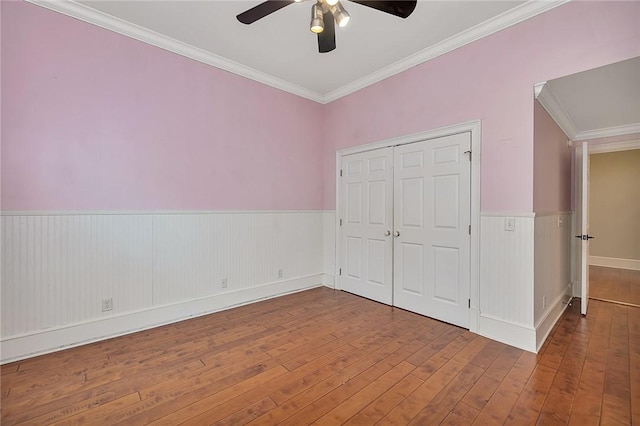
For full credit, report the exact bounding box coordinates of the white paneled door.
[340,148,394,305]
[393,133,471,328]
[339,132,471,328]
[575,143,591,315]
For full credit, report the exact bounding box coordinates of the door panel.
[339,148,394,305]
[393,132,471,328]
[575,143,590,315]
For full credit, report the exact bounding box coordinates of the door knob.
[394,231,400,237]
[385,230,391,236]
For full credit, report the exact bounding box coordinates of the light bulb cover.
[310,3,324,33]
[330,2,350,27]
[325,0,339,5]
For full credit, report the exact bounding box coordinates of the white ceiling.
[537,57,640,140]
[33,0,566,101]
[77,0,527,95]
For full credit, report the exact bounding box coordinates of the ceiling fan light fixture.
[310,3,324,33]
[325,0,339,6]
[330,2,350,27]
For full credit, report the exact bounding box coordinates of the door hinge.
[468,224,471,235]
[339,219,343,226]
[339,268,342,276]
[340,169,343,177]
[468,299,471,308]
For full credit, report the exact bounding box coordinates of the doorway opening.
[587,144,640,308]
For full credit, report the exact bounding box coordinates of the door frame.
[335,120,481,333]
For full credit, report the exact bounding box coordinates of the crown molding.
[535,82,578,139]
[533,81,546,99]
[25,0,326,103]
[587,139,640,154]
[323,0,570,103]
[574,123,640,141]
[26,0,569,105]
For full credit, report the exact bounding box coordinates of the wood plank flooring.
[589,266,640,307]
[1,286,638,425]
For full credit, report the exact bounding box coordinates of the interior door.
[339,148,394,305]
[393,133,471,328]
[575,142,591,315]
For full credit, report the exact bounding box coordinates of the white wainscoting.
[534,213,573,351]
[1,211,324,363]
[478,214,536,352]
[322,211,336,288]
[589,256,640,271]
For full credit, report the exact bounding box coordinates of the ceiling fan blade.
[237,1,295,24]
[349,0,417,18]
[318,11,336,53]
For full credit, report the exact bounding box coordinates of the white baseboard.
[535,285,571,351]
[589,256,640,271]
[0,274,323,364]
[478,314,536,353]
[322,274,336,289]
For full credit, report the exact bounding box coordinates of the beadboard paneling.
[1,215,153,337]
[1,211,323,361]
[152,212,322,305]
[322,211,336,287]
[533,213,573,350]
[534,213,572,325]
[479,215,534,326]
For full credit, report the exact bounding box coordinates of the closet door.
[339,148,394,305]
[393,132,471,328]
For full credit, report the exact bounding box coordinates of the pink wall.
[3,2,640,213]
[1,1,324,211]
[533,101,571,213]
[322,1,640,211]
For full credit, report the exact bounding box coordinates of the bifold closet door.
[393,132,471,328]
[339,147,394,305]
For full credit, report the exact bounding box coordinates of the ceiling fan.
[236,0,417,53]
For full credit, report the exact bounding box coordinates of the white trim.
[481,211,536,218]
[535,285,571,351]
[0,209,328,216]
[574,124,640,141]
[533,211,572,218]
[322,273,336,289]
[324,1,569,102]
[25,0,324,103]
[536,82,578,139]
[335,120,481,334]
[338,120,482,156]
[533,81,546,99]
[587,139,640,154]
[26,0,567,105]
[0,274,323,364]
[478,314,536,353]
[589,256,640,271]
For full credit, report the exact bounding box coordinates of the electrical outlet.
[221,278,228,289]
[102,298,113,312]
[278,268,284,279]
[504,217,516,231]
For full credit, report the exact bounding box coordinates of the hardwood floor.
[1,287,638,425]
[589,266,640,307]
